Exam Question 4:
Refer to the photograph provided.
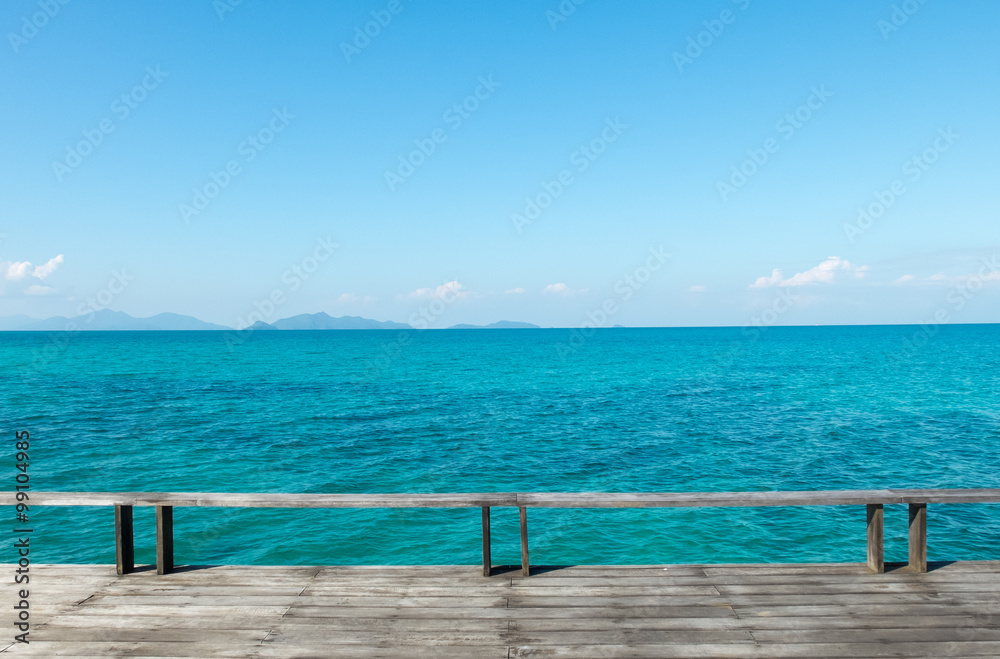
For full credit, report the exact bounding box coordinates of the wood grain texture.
[24,487,1000,509]
[156,505,174,575]
[520,506,530,577]
[20,489,1000,580]
[481,506,491,578]
[27,492,520,508]
[5,561,1000,657]
[866,503,884,574]
[114,504,133,576]
[909,502,928,573]
[516,490,904,508]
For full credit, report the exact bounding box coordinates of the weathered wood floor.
[3,561,1000,657]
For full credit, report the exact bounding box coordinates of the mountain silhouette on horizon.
[0,310,542,331]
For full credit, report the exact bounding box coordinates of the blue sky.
[1,0,998,328]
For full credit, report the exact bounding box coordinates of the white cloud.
[750,269,783,289]
[4,254,64,283]
[893,275,915,284]
[409,280,467,300]
[543,283,570,295]
[930,273,947,281]
[5,261,32,281]
[505,287,525,294]
[338,293,376,304]
[25,285,56,296]
[688,285,707,293]
[33,254,64,280]
[750,257,867,289]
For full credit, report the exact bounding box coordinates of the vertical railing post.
[519,506,529,577]
[115,504,134,576]
[156,505,174,575]
[481,506,491,577]
[908,503,927,573]
[866,503,884,573]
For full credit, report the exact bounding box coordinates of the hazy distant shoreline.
[0,310,543,332]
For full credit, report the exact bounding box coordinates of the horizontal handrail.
[25,488,1000,508]
[26,491,518,508]
[12,488,1000,578]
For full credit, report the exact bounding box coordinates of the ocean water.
[1,325,998,567]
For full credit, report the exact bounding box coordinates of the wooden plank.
[17,560,1000,656]
[156,505,174,575]
[0,642,506,658]
[702,560,1000,576]
[283,604,739,620]
[508,642,1000,657]
[28,491,520,508]
[506,574,1000,589]
[298,585,721,598]
[44,614,510,632]
[24,487,1000,510]
[263,629,509,645]
[516,490,902,508]
[733,602,1000,618]
[750,628,1000,643]
[115,504,134,576]
[255,647,509,658]
[481,506,491,577]
[909,502,928,573]
[508,613,991,632]
[520,506,530,577]
[893,488,1000,504]
[66,603,293,617]
[18,627,270,643]
[506,630,758,645]
[866,503,884,574]
[504,592,954,608]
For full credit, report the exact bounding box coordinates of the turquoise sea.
[1,325,998,567]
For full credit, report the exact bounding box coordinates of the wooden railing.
[26,489,1000,577]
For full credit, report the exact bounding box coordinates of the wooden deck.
[4,561,1000,657]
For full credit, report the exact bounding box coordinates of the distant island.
[0,310,542,331]
[0,310,230,331]
[447,321,541,329]
[269,312,411,330]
